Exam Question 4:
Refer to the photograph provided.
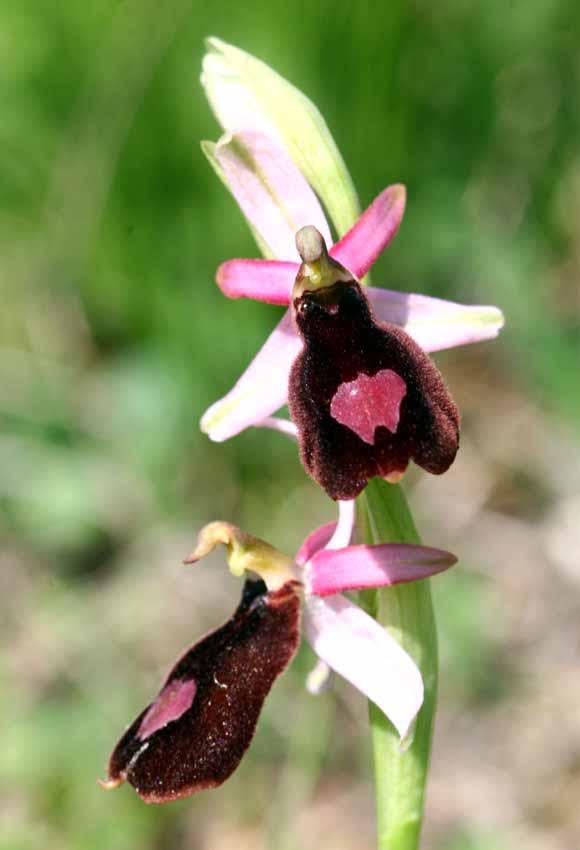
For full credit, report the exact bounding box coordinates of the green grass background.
[2,1,580,848]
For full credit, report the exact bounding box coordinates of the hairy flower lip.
[103,575,302,803]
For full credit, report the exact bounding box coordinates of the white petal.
[369,287,505,353]
[325,500,355,550]
[303,594,423,739]
[200,309,300,441]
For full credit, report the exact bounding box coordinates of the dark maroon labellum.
[104,578,301,803]
[288,280,460,500]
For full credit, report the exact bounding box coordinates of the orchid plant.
[103,38,504,850]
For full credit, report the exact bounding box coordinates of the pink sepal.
[217,259,297,304]
[306,543,457,597]
[331,185,406,279]
[295,522,337,566]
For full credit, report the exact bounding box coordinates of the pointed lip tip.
[98,775,124,791]
[183,551,201,565]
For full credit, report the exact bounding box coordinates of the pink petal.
[295,522,337,566]
[200,309,301,441]
[216,259,297,304]
[210,131,331,260]
[303,594,423,739]
[330,185,406,279]
[368,287,505,353]
[306,543,457,597]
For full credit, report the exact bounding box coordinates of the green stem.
[358,479,438,850]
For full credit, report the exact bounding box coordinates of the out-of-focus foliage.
[1,1,580,848]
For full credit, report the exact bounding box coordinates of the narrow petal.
[254,417,298,440]
[368,287,505,353]
[325,500,356,550]
[303,594,423,739]
[202,37,359,237]
[203,132,331,260]
[200,309,301,441]
[295,522,337,567]
[216,258,296,305]
[306,543,457,597]
[330,185,406,279]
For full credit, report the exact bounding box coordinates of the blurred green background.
[2,1,580,848]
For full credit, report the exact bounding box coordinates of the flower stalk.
[359,479,437,850]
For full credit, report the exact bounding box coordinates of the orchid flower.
[200,131,504,454]
[101,519,456,803]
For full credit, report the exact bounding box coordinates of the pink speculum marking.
[330,369,407,445]
[138,678,197,740]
